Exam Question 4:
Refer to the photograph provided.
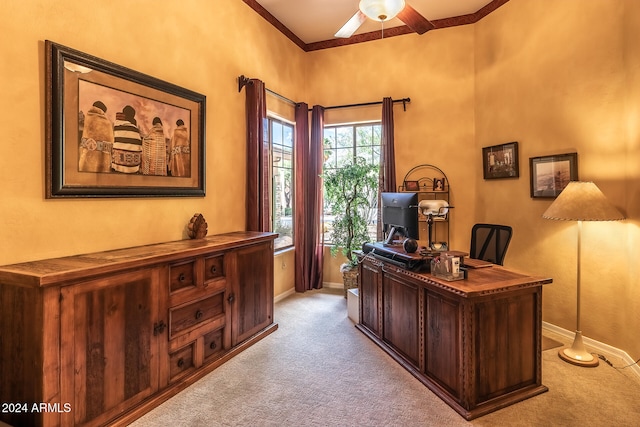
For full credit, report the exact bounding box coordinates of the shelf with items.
[399,164,451,249]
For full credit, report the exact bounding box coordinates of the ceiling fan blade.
[335,10,367,38]
[396,4,435,35]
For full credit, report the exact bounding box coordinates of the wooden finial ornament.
[187,213,208,239]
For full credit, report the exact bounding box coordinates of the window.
[323,122,381,243]
[269,117,294,250]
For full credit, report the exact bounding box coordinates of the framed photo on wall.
[45,40,206,198]
[482,142,519,179]
[529,153,578,198]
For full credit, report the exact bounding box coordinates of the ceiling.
[244,0,509,51]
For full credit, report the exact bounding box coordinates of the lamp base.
[558,330,599,367]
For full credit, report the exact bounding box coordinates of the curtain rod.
[238,75,411,111]
[238,75,298,106]
[318,98,411,112]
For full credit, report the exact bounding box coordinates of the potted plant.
[323,157,379,296]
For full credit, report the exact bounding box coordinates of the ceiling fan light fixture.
[359,0,406,22]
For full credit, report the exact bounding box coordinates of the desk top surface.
[360,250,552,297]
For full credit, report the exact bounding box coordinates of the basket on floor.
[342,268,358,298]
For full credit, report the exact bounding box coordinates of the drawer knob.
[178,273,186,282]
[195,309,204,320]
[177,358,185,368]
[228,294,235,304]
[210,341,217,350]
[210,266,217,274]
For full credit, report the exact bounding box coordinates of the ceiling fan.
[335,0,435,38]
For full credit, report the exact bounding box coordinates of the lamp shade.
[542,181,624,221]
[359,0,406,22]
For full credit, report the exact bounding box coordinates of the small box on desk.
[431,252,467,281]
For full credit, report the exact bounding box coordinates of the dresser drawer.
[203,328,224,360]
[169,343,195,381]
[169,292,225,338]
[169,260,197,293]
[204,255,224,281]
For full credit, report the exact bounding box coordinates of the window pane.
[356,126,373,146]
[272,121,283,145]
[283,125,293,148]
[336,126,353,148]
[324,128,336,149]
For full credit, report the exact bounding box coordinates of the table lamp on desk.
[542,181,624,367]
[418,199,450,249]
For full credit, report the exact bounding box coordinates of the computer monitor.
[381,192,419,245]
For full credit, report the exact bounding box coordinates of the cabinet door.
[424,290,462,399]
[230,242,274,345]
[60,268,167,426]
[382,272,420,368]
[359,259,382,336]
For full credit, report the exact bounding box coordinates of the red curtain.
[245,79,270,232]
[294,104,325,292]
[377,97,397,240]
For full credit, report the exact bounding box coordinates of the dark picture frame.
[482,142,519,179]
[433,178,445,191]
[45,40,206,198]
[404,180,420,191]
[529,153,578,198]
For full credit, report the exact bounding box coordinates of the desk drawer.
[203,328,224,360]
[170,292,225,338]
[169,260,197,293]
[169,343,195,381]
[204,255,224,281]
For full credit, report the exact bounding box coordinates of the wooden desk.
[357,252,552,420]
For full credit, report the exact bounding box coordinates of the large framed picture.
[529,153,578,198]
[45,40,206,198]
[482,142,519,179]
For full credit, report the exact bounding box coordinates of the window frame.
[322,121,382,245]
[267,115,295,252]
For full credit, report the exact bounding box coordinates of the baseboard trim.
[542,321,640,379]
[274,287,296,303]
[322,281,343,289]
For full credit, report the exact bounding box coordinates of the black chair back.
[470,224,513,265]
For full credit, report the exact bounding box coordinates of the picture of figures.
[78,80,191,177]
[46,41,205,198]
[482,142,520,179]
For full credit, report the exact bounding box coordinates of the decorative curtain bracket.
[238,75,251,92]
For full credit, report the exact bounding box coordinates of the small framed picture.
[482,142,519,179]
[529,153,578,198]
[433,178,445,191]
[404,180,420,191]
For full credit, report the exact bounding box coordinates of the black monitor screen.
[381,192,419,244]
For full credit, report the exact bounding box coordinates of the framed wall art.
[529,152,578,198]
[482,142,519,179]
[45,40,206,198]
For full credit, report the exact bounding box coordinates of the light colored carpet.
[130,288,640,427]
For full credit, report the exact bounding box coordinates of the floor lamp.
[542,181,624,367]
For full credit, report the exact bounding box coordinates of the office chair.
[469,223,513,265]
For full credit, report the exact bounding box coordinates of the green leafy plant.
[324,157,379,270]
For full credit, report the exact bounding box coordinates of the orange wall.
[0,0,306,264]
[474,0,640,359]
[313,0,640,359]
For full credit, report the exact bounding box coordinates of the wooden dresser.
[357,252,552,420]
[0,231,277,427]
